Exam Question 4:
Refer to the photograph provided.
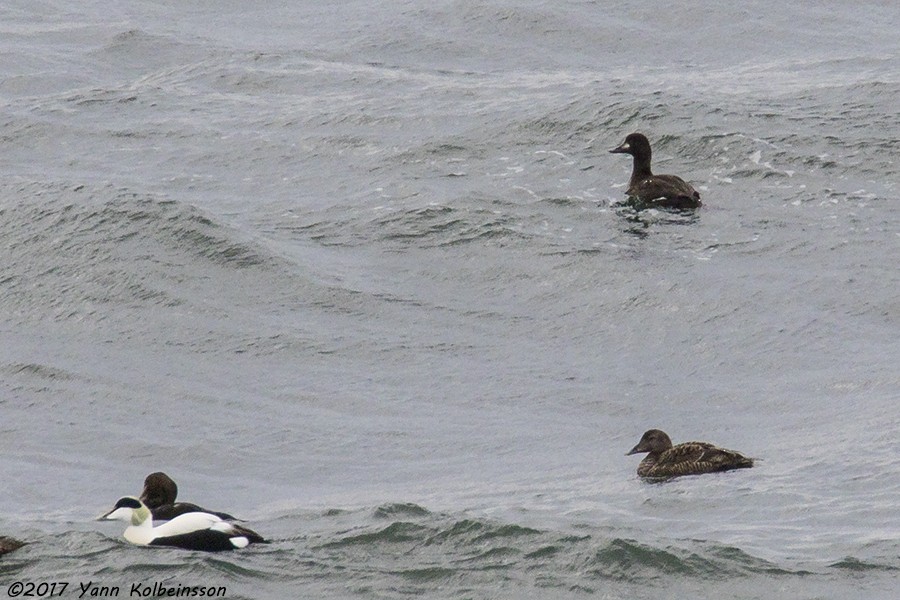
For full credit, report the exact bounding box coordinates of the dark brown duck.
[626,429,753,479]
[610,133,701,209]
[0,536,25,556]
[140,472,239,521]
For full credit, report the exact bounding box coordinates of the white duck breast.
[100,497,265,552]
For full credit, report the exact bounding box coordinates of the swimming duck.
[140,472,238,521]
[0,536,25,556]
[100,496,267,552]
[610,133,701,209]
[626,429,753,479]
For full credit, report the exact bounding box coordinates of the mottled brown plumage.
[610,133,701,209]
[626,429,753,479]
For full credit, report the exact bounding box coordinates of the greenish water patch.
[393,566,457,582]
[322,522,428,547]
[472,523,542,543]
[524,545,562,560]
[459,546,521,563]
[425,520,541,546]
[585,539,730,582]
[829,557,899,572]
[705,544,800,576]
[372,503,430,519]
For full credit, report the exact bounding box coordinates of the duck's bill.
[97,507,126,521]
[609,142,630,154]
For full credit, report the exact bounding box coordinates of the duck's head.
[100,496,151,526]
[610,132,652,160]
[626,429,673,455]
[140,472,178,508]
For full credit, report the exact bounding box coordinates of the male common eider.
[610,133,702,209]
[626,429,753,479]
[100,496,267,552]
[140,472,238,521]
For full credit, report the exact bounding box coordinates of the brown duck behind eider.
[626,429,753,479]
[140,472,238,522]
[610,133,701,209]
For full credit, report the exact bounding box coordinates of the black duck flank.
[610,133,701,209]
[626,429,753,479]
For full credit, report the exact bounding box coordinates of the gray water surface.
[2,2,898,598]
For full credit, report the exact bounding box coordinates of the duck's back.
[628,174,701,209]
[152,502,237,522]
[639,441,753,478]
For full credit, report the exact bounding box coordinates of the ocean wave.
[373,503,431,519]
[829,556,900,573]
[0,181,277,321]
[281,200,541,249]
[306,509,806,587]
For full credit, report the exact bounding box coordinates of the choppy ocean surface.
[2,1,898,598]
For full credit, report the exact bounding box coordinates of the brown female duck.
[140,472,238,522]
[626,429,753,479]
[610,133,701,209]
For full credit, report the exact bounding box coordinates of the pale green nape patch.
[131,504,151,527]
